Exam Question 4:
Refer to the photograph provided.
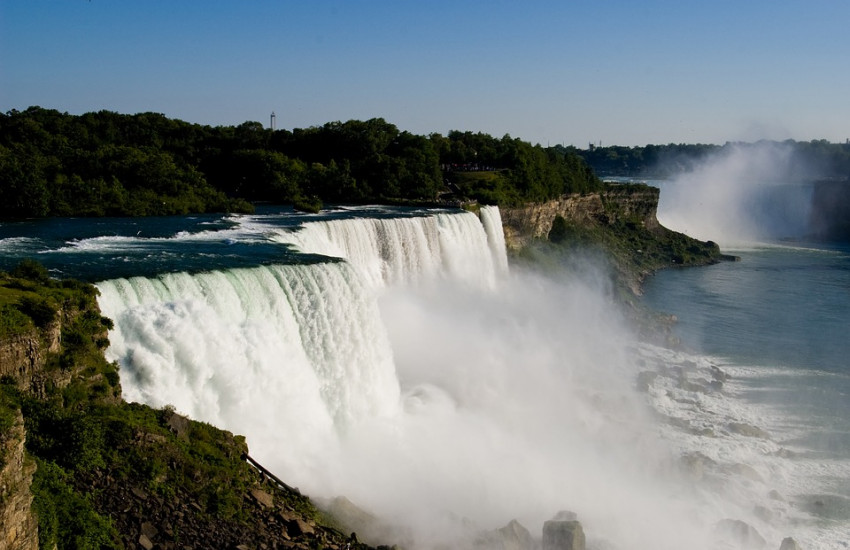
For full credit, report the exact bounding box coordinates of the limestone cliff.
[0,410,38,550]
[0,323,61,396]
[500,183,724,296]
[500,185,662,250]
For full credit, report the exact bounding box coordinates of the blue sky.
[2,1,848,146]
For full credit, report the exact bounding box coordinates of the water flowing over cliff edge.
[87,204,790,550]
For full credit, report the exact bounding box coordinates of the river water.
[1,203,847,548]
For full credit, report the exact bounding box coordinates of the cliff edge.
[500,183,725,295]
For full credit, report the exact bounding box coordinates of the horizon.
[2,1,849,148]
[10,104,850,150]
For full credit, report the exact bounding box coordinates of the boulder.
[542,519,585,550]
[476,519,534,550]
[497,519,534,550]
[164,409,192,440]
[779,537,801,550]
[138,534,154,550]
[250,488,275,508]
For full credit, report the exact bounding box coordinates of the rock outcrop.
[500,186,662,250]
[475,519,535,550]
[0,325,60,394]
[542,518,585,550]
[0,410,38,550]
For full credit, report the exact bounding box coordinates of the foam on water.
[92,206,849,549]
[636,343,850,548]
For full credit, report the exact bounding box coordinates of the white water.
[97,207,792,549]
[270,207,506,289]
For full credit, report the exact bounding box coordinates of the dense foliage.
[0,107,601,217]
[437,131,600,205]
[571,140,850,178]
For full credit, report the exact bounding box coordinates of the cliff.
[0,410,38,550]
[500,185,662,249]
[500,183,725,295]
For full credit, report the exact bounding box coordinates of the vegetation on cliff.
[0,107,600,218]
[0,262,376,550]
[506,184,724,298]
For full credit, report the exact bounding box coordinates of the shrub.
[11,259,50,283]
[17,295,57,328]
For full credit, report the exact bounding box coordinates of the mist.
[97,210,771,550]
[317,269,705,548]
[655,142,816,246]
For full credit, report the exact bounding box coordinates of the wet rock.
[779,537,801,550]
[497,519,533,550]
[542,519,585,550]
[710,365,730,383]
[713,519,766,549]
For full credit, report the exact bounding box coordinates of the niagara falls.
[4,3,850,548]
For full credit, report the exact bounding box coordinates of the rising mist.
[655,142,818,245]
[97,208,763,550]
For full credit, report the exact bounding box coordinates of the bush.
[11,259,50,283]
[17,295,57,328]
[0,303,33,338]
[31,459,120,550]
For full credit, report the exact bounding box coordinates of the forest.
[0,107,601,218]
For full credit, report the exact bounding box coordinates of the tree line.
[0,107,601,218]
[571,140,850,178]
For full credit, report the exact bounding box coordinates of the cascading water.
[95,205,793,549]
[97,208,510,490]
[272,207,506,289]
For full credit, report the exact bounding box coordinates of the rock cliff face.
[500,186,661,249]
[0,327,58,393]
[0,410,38,550]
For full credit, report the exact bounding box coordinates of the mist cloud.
[656,142,816,245]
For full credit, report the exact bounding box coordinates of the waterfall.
[96,208,508,482]
[94,206,734,549]
[272,207,508,289]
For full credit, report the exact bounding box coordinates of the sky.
[2,0,849,147]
